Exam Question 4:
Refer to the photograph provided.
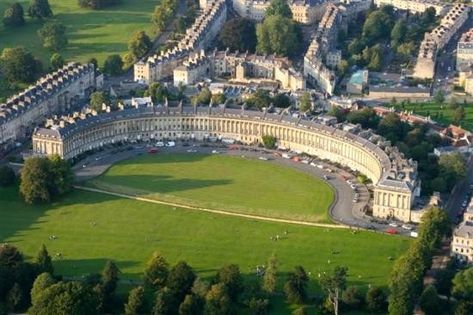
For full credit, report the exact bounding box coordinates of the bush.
[261,135,276,149]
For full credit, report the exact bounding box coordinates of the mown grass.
[0,0,158,65]
[89,153,335,223]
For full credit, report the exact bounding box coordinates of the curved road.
[72,143,396,232]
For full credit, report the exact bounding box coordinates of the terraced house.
[32,104,421,223]
[0,62,102,154]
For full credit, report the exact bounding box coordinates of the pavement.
[73,142,408,234]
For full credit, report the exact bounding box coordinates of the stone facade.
[173,50,305,90]
[0,62,101,153]
[303,3,341,94]
[32,105,420,222]
[452,221,473,263]
[231,0,324,24]
[457,28,473,72]
[414,3,470,79]
[134,0,227,84]
[374,0,446,15]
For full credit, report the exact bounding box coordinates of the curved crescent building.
[32,105,421,223]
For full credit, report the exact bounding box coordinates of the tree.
[418,207,450,251]
[0,47,42,83]
[88,57,98,69]
[124,286,147,315]
[215,264,242,301]
[390,19,407,45]
[28,0,53,19]
[452,267,473,301]
[29,281,100,315]
[35,244,53,275]
[347,108,379,129]
[48,154,73,195]
[261,134,276,149]
[3,3,25,27]
[265,0,292,18]
[284,266,308,305]
[273,93,291,108]
[299,92,311,112]
[320,266,348,315]
[0,244,23,268]
[38,21,68,51]
[146,82,168,103]
[434,90,445,104]
[365,286,387,313]
[50,53,64,70]
[438,153,466,190]
[362,10,393,45]
[128,31,152,61]
[419,285,440,315]
[256,15,300,57]
[103,54,123,76]
[144,252,169,291]
[192,87,211,105]
[31,273,56,305]
[218,18,257,52]
[341,286,363,310]
[152,287,178,315]
[454,106,465,124]
[211,93,226,105]
[178,294,203,315]
[6,283,25,312]
[101,261,120,311]
[246,89,272,109]
[19,157,51,204]
[167,261,196,301]
[262,254,277,294]
[246,297,269,315]
[204,283,232,315]
[0,165,15,187]
[89,91,108,112]
[337,59,349,76]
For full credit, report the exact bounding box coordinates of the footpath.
[74,185,349,230]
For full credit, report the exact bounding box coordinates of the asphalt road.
[73,143,407,234]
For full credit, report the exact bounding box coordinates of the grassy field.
[396,101,473,131]
[0,0,158,65]
[0,186,409,288]
[88,153,335,223]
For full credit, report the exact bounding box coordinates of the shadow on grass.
[95,175,233,194]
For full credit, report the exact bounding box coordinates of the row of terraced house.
[0,63,103,155]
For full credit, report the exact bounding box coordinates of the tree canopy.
[28,0,53,19]
[256,15,300,57]
[265,0,292,18]
[37,22,68,51]
[128,31,152,61]
[103,54,123,76]
[0,47,42,83]
[3,3,25,27]
[218,18,257,52]
[19,155,73,204]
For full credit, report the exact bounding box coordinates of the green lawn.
[0,186,409,289]
[0,0,158,65]
[396,101,473,131]
[88,153,335,223]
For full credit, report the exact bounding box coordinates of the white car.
[258,157,268,161]
[165,141,176,147]
[156,142,165,147]
[212,150,219,154]
[401,224,413,230]
[323,175,329,180]
[389,222,398,227]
